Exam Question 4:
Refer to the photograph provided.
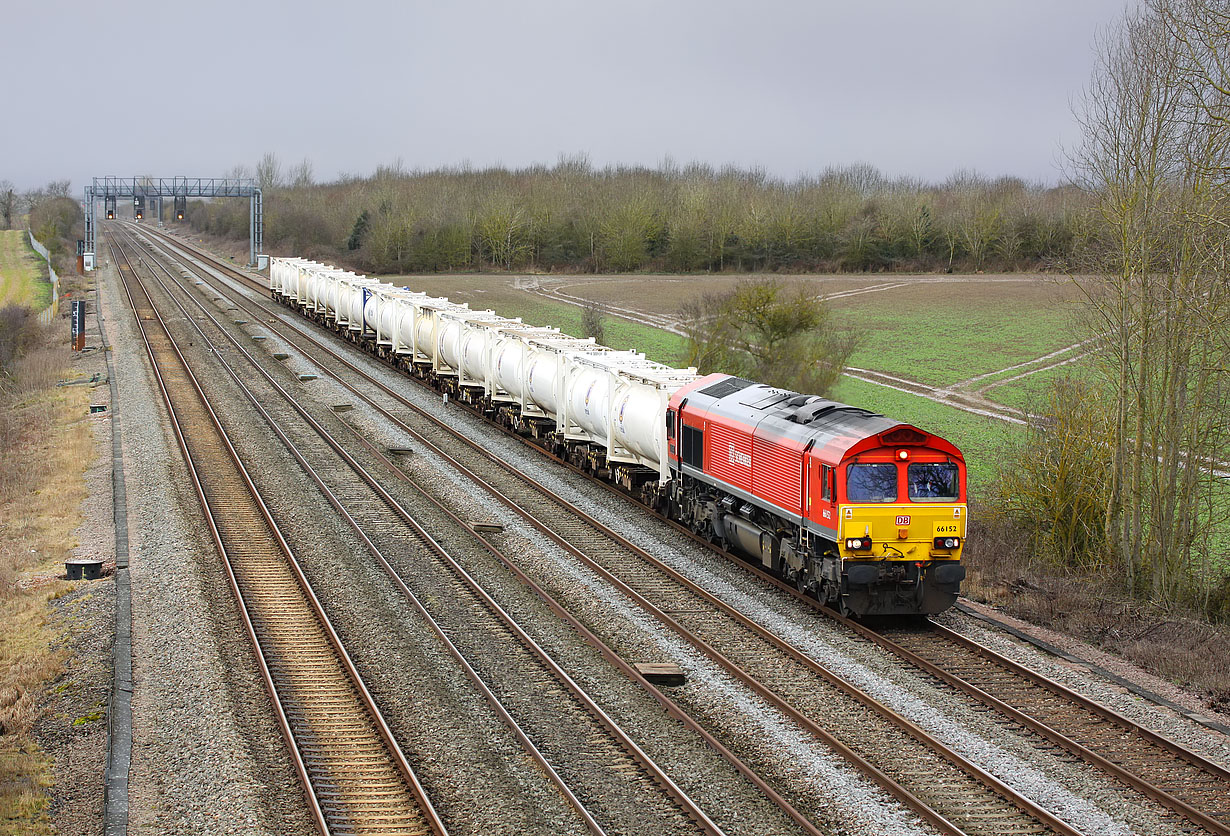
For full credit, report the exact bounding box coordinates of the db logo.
[895,515,911,526]
[728,444,752,468]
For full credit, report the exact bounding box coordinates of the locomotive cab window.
[908,463,959,501]
[820,464,834,501]
[666,408,676,439]
[846,463,898,502]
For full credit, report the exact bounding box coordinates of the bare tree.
[1071,0,1230,609]
[45,180,71,198]
[289,158,314,189]
[580,298,607,344]
[0,181,15,229]
[255,152,283,192]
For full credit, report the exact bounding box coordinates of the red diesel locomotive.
[662,374,967,617]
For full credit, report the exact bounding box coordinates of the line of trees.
[186,157,1091,275]
[0,179,73,233]
[0,179,83,281]
[994,0,1230,619]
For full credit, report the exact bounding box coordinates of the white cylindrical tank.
[363,288,383,332]
[414,313,435,361]
[344,283,364,325]
[325,274,344,316]
[613,383,667,466]
[460,327,488,381]
[525,352,560,414]
[567,365,612,442]
[493,337,528,398]
[438,317,464,370]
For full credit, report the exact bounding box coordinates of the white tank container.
[460,327,489,381]
[414,313,435,360]
[493,337,528,398]
[362,288,382,332]
[612,382,667,465]
[567,365,612,442]
[525,352,561,414]
[437,317,464,370]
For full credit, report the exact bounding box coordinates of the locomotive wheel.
[795,571,809,596]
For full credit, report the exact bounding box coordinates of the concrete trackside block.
[634,663,685,686]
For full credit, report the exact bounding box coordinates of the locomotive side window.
[846,463,898,502]
[908,463,959,501]
[681,424,704,468]
[820,464,833,500]
[666,409,676,439]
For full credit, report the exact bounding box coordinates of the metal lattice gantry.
[84,176,264,268]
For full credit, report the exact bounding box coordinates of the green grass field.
[0,231,51,310]
[981,357,1101,411]
[829,278,1086,387]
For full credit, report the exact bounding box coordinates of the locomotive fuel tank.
[718,513,779,568]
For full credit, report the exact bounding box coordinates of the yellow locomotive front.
[824,429,967,616]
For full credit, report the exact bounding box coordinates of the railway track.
[111,226,743,836]
[105,232,447,836]
[124,226,1117,836]
[870,622,1230,836]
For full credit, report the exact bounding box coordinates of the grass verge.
[0,232,50,311]
[0,321,93,835]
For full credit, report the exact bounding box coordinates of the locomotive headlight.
[933,536,961,549]
[896,449,909,461]
[845,537,872,551]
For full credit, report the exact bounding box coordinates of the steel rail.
[131,227,1090,836]
[118,226,726,836]
[105,229,447,836]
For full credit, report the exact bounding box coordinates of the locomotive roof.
[683,374,910,457]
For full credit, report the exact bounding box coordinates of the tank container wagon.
[271,258,967,617]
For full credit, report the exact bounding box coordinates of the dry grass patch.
[0,326,94,834]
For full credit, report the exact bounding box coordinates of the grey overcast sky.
[2,0,1132,193]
